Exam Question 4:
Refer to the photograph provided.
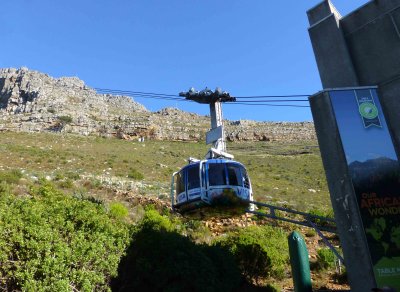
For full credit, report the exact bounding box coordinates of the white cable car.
[170,88,254,213]
[171,158,253,212]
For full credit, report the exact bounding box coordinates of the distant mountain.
[0,67,316,142]
[348,157,400,193]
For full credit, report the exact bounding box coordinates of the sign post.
[310,87,400,291]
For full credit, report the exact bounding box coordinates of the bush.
[317,248,336,270]
[109,202,129,220]
[57,178,74,189]
[127,168,144,180]
[308,208,334,226]
[0,181,132,291]
[216,225,289,281]
[0,169,23,184]
[113,209,241,291]
[58,115,73,124]
[266,283,280,292]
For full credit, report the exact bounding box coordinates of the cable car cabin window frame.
[240,165,250,189]
[175,170,187,203]
[226,163,244,187]
[186,164,202,201]
[206,161,250,188]
[187,164,200,190]
[207,163,228,187]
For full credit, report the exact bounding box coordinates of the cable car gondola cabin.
[171,159,254,213]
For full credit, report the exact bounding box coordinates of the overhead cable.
[92,87,311,108]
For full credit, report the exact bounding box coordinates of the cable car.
[171,87,254,214]
[171,158,254,213]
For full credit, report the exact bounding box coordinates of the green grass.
[0,131,331,211]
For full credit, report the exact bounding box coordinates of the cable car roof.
[179,159,246,171]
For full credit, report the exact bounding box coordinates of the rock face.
[0,67,316,142]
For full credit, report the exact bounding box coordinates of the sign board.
[311,87,400,290]
[206,126,223,145]
[329,88,400,289]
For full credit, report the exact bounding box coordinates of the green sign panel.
[330,88,400,289]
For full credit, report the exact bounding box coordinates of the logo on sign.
[355,91,381,128]
[359,102,378,119]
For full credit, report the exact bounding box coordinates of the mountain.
[348,157,400,193]
[0,67,316,142]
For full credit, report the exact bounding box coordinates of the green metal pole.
[288,231,312,292]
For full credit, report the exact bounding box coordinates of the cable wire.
[226,102,310,108]
[92,87,311,108]
[236,94,311,98]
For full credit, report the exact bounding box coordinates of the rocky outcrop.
[0,67,316,142]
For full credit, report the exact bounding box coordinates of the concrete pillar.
[307,0,359,88]
[309,91,376,291]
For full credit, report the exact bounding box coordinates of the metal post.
[288,231,312,292]
[209,101,225,152]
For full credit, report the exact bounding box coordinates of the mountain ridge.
[0,67,316,142]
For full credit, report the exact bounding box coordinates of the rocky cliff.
[0,67,316,142]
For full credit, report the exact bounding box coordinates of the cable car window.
[187,165,200,190]
[241,167,250,188]
[208,163,227,186]
[176,171,185,194]
[227,164,243,186]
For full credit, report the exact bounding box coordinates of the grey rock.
[0,67,316,142]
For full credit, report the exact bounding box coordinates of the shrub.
[0,181,132,291]
[57,178,74,189]
[82,178,102,190]
[266,283,280,292]
[127,168,144,180]
[109,202,129,220]
[184,220,212,244]
[113,209,240,291]
[216,225,289,281]
[0,169,23,184]
[65,171,80,180]
[317,248,336,270]
[58,115,73,124]
[308,208,334,226]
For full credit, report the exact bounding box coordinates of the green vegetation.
[109,202,129,220]
[0,131,342,290]
[58,115,73,124]
[113,209,241,291]
[0,181,290,291]
[0,131,332,210]
[0,180,132,291]
[316,247,336,270]
[217,225,289,282]
[127,168,144,180]
[0,169,23,184]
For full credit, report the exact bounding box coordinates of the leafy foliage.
[316,248,336,270]
[109,202,129,220]
[0,169,23,184]
[58,115,73,124]
[113,209,241,292]
[308,208,334,226]
[127,168,144,180]
[216,225,289,281]
[0,181,132,291]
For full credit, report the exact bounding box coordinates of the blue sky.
[1,0,368,121]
